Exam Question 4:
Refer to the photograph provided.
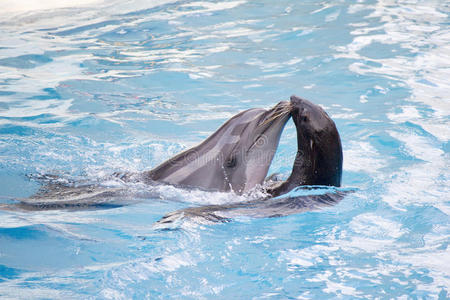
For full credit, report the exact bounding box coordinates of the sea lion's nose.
[290,95,303,105]
[274,100,290,110]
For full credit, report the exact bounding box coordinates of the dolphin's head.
[147,101,291,194]
[221,101,291,193]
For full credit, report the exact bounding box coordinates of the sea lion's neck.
[267,130,342,197]
[267,145,316,197]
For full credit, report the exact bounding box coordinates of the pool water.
[0,0,449,298]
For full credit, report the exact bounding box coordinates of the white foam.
[343,141,385,174]
[337,0,450,143]
[0,0,103,14]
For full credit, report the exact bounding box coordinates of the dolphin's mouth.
[258,100,292,128]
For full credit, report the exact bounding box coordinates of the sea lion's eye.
[302,115,308,122]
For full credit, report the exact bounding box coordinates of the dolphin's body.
[3,101,291,210]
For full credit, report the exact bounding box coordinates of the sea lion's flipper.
[154,187,353,227]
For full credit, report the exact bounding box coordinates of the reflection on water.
[0,0,449,298]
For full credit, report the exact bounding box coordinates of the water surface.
[0,0,449,298]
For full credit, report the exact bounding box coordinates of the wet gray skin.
[143,101,292,194]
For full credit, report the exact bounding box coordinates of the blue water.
[0,0,449,298]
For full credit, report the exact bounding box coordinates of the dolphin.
[2,101,292,211]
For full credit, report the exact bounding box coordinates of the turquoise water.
[0,0,449,298]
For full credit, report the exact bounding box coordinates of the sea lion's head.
[268,95,342,196]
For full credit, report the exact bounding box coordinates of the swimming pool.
[0,0,449,298]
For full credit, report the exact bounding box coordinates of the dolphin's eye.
[225,155,237,168]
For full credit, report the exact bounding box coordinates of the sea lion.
[267,95,342,196]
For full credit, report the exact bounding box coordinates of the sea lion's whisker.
[258,108,291,127]
[259,112,288,127]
